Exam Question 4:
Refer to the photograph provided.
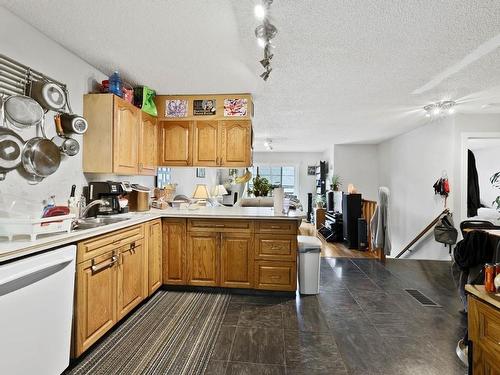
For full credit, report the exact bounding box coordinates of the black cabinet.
[342,193,362,248]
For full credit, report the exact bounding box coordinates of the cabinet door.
[74,250,117,357]
[159,121,192,166]
[193,120,219,166]
[187,232,219,286]
[139,112,157,175]
[147,219,163,295]
[162,219,187,285]
[220,232,253,288]
[117,240,145,320]
[220,120,251,167]
[254,261,297,291]
[113,97,139,174]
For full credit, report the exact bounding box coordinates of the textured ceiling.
[2,0,500,152]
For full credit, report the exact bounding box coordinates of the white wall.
[169,167,219,198]
[0,7,154,208]
[333,145,379,201]
[471,145,500,208]
[377,117,456,260]
[253,152,323,205]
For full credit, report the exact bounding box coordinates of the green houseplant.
[331,174,342,191]
[315,195,326,208]
[248,175,271,197]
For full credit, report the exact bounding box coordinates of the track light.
[260,58,271,68]
[260,68,272,81]
[257,37,266,48]
[423,100,456,119]
[254,1,277,81]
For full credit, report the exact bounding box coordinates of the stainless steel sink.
[73,216,131,231]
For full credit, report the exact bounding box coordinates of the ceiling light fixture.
[254,0,277,81]
[423,100,456,119]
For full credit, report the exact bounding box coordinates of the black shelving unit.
[315,161,327,197]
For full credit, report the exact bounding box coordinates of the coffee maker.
[84,181,127,217]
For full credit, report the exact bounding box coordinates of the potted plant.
[248,175,271,197]
[315,195,326,208]
[491,171,500,210]
[331,174,342,191]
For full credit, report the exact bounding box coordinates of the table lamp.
[192,184,210,206]
[212,184,228,203]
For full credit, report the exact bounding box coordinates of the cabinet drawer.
[255,220,298,235]
[188,219,254,233]
[77,224,144,263]
[255,235,297,261]
[476,298,500,356]
[254,261,296,291]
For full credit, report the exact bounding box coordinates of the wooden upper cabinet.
[193,121,219,166]
[83,94,155,175]
[220,120,252,167]
[139,112,158,176]
[159,121,192,166]
[113,98,140,174]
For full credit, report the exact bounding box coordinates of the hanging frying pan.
[0,126,24,180]
[3,94,44,129]
[29,80,66,112]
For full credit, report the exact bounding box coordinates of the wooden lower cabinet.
[146,219,162,295]
[162,218,187,285]
[254,261,297,291]
[220,232,253,288]
[117,240,145,320]
[187,232,219,286]
[74,250,118,357]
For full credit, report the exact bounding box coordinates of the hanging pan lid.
[4,95,44,129]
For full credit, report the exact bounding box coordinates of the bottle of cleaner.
[108,71,123,97]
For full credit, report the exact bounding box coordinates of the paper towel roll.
[273,187,284,214]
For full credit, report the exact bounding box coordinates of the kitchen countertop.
[0,207,304,263]
[465,284,500,310]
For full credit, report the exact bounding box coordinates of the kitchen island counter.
[0,207,304,262]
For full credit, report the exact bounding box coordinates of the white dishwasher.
[0,245,76,375]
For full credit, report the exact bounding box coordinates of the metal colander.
[4,95,44,129]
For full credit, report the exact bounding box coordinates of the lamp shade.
[212,184,228,196]
[192,184,210,199]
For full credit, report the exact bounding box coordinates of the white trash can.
[297,235,322,295]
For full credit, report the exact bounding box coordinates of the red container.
[101,79,109,93]
[485,263,496,293]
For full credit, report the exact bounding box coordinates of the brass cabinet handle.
[270,275,281,280]
[215,224,225,227]
[271,225,281,229]
[91,255,118,273]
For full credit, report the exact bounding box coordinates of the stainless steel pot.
[21,137,61,177]
[29,80,66,112]
[52,135,80,156]
[60,113,88,134]
[0,127,24,180]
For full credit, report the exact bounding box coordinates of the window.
[249,166,296,195]
[156,167,172,188]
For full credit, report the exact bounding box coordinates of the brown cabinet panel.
[220,120,251,167]
[159,121,192,166]
[187,232,219,286]
[147,219,162,295]
[139,111,158,175]
[255,234,297,261]
[114,97,140,174]
[193,121,219,166]
[74,250,117,357]
[162,219,187,285]
[254,261,296,291]
[188,219,254,234]
[220,233,253,288]
[117,241,145,320]
[255,220,298,235]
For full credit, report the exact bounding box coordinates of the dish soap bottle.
[108,71,123,97]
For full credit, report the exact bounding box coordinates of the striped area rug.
[66,290,230,375]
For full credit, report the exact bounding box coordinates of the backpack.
[434,213,458,245]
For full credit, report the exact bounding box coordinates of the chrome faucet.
[79,199,110,219]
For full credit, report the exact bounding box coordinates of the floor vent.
[404,289,441,307]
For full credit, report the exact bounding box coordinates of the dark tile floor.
[207,258,467,375]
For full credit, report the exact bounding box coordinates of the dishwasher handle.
[0,256,74,287]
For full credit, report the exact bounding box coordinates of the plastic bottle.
[108,71,123,97]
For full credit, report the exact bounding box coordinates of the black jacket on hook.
[467,150,481,217]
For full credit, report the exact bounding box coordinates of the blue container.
[108,71,122,97]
